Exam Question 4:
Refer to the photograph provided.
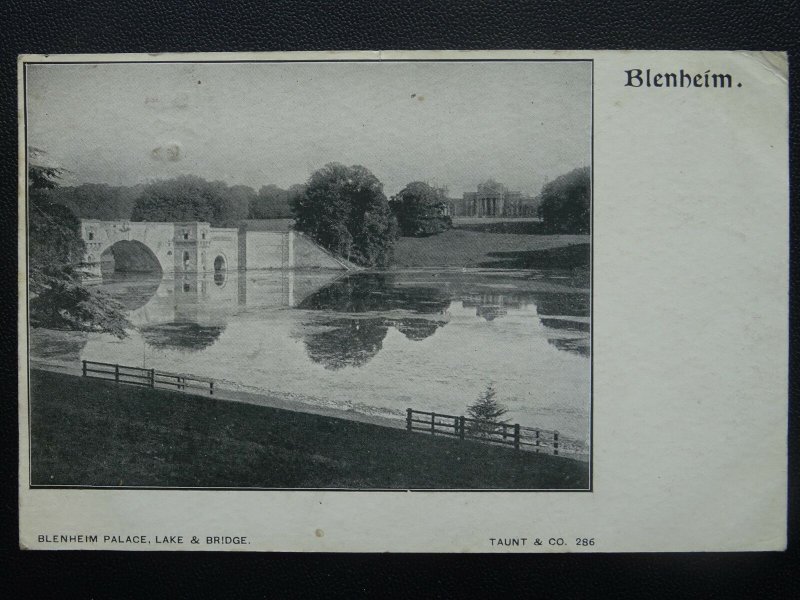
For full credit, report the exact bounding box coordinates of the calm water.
[30,269,591,442]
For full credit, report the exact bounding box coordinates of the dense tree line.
[44,177,296,225]
[537,166,591,234]
[249,184,304,220]
[42,166,592,238]
[36,183,142,221]
[130,176,249,227]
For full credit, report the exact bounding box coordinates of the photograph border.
[20,54,594,493]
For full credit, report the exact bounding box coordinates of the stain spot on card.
[151,142,182,162]
[171,93,189,109]
[315,529,324,538]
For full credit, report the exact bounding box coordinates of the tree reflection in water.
[534,292,589,317]
[298,272,452,314]
[140,322,225,352]
[299,273,451,370]
[304,318,389,370]
[298,272,593,369]
[547,338,590,357]
[393,318,444,341]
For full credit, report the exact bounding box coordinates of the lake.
[30,268,591,443]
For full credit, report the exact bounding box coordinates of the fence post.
[209,381,214,396]
[406,409,412,431]
[149,368,155,388]
[431,412,436,435]
[114,364,119,383]
[82,360,87,377]
[459,416,465,440]
[514,423,520,450]
[553,431,559,456]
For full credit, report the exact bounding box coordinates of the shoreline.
[28,357,590,462]
[27,369,590,489]
[28,357,406,431]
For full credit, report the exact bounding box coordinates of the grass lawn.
[29,369,589,489]
[392,228,589,269]
[476,243,590,269]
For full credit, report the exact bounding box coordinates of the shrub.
[390,181,452,237]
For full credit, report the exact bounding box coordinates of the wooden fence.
[82,360,215,395]
[406,408,587,459]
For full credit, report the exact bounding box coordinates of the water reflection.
[297,272,452,369]
[294,271,589,369]
[548,338,590,357]
[33,269,591,441]
[139,322,226,352]
[95,273,161,311]
[539,318,590,332]
[534,293,589,318]
[297,272,451,314]
[303,317,389,370]
[394,318,445,341]
[97,270,591,364]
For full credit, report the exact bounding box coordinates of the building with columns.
[447,180,538,218]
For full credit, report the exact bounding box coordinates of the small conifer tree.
[466,384,509,437]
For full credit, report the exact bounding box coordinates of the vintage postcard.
[18,50,788,552]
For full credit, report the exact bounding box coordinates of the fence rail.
[406,408,588,460]
[82,360,214,395]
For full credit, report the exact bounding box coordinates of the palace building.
[446,180,538,218]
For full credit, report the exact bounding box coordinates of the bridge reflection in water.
[119,270,343,326]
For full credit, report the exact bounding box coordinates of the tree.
[249,184,292,219]
[40,183,141,220]
[292,163,397,267]
[220,184,255,226]
[131,175,250,227]
[390,181,452,237]
[28,148,66,190]
[29,195,85,270]
[466,383,509,437]
[537,167,591,234]
[27,151,130,338]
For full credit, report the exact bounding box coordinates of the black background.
[1,1,798,597]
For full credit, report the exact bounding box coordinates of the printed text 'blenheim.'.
[625,68,740,88]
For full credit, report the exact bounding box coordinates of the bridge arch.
[81,220,176,278]
[99,240,164,277]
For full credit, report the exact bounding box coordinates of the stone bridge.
[80,219,356,278]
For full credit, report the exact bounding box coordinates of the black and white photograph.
[24,58,592,490]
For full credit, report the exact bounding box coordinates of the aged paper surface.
[18,50,788,552]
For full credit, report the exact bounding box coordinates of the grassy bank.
[477,243,590,269]
[391,228,589,269]
[29,369,588,489]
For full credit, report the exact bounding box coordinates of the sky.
[26,60,591,198]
